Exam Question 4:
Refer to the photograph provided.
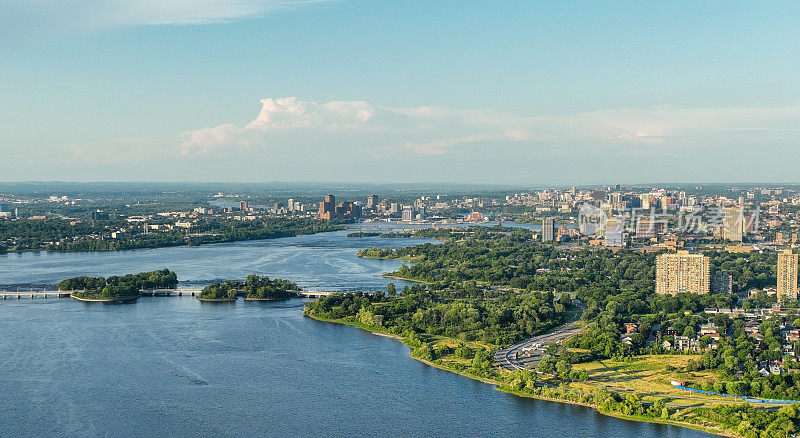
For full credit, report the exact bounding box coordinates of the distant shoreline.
[0,223,345,255]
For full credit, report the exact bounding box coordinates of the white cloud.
[179,97,525,157]
[54,97,800,184]
[179,97,800,160]
[0,0,338,35]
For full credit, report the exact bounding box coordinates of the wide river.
[0,227,711,437]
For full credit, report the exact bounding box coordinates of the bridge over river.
[0,289,348,299]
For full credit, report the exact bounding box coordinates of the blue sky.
[2,1,799,184]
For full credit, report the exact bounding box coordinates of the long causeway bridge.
[0,290,72,299]
[0,289,352,299]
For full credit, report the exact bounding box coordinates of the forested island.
[310,227,800,437]
[57,270,300,303]
[198,275,301,302]
[0,218,344,253]
[60,269,178,301]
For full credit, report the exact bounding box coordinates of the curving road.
[494,303,584,371]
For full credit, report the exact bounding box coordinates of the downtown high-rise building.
[366,195,378,209]
[655,251,710,295]
[541,217,556,242]
[318,195,336,220]
[777,249,799,303]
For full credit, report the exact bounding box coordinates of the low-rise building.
[667,336,701,352]
[699,322,718,336]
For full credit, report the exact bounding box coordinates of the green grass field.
[570,355,740,407]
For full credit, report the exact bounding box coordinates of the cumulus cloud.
[179,97,800,160]
[179,97,527,157]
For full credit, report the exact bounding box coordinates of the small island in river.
[60,269,178,302]
[198,275,301,302]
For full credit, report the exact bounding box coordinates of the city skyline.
[2,1,800,183]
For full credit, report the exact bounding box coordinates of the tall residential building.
[711,271,733,294]
[605,218,624,247]
[777,249,799,303]
[655,251,710,295]
[287,198,294,212]
[722,206,744,242]
[542,217,556,242]
[239,200,249,212]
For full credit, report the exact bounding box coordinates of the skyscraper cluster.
[318,195,361,220]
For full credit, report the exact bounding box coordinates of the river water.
[0,227,710,437]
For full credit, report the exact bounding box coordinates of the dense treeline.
[304,284,570,346]
[243,275,300,300]
[0,218,123,251]
[198,275,300,301]
[59,269,178,299]
[706,250,777,291]
[0,218,343,252]
[198,281,240,300]
[360,229,778,312]
[347,232,411,238]
[359,229,655,310]
[347,227,467,240]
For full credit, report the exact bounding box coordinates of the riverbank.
[196,297,236,302]
[71,295,139,302]
[358,254,420,263]
[304,312,742,438]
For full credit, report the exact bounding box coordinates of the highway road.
[494,306,583,371]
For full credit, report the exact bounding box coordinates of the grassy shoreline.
[379,274,428,284]
[304,312,740,438]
